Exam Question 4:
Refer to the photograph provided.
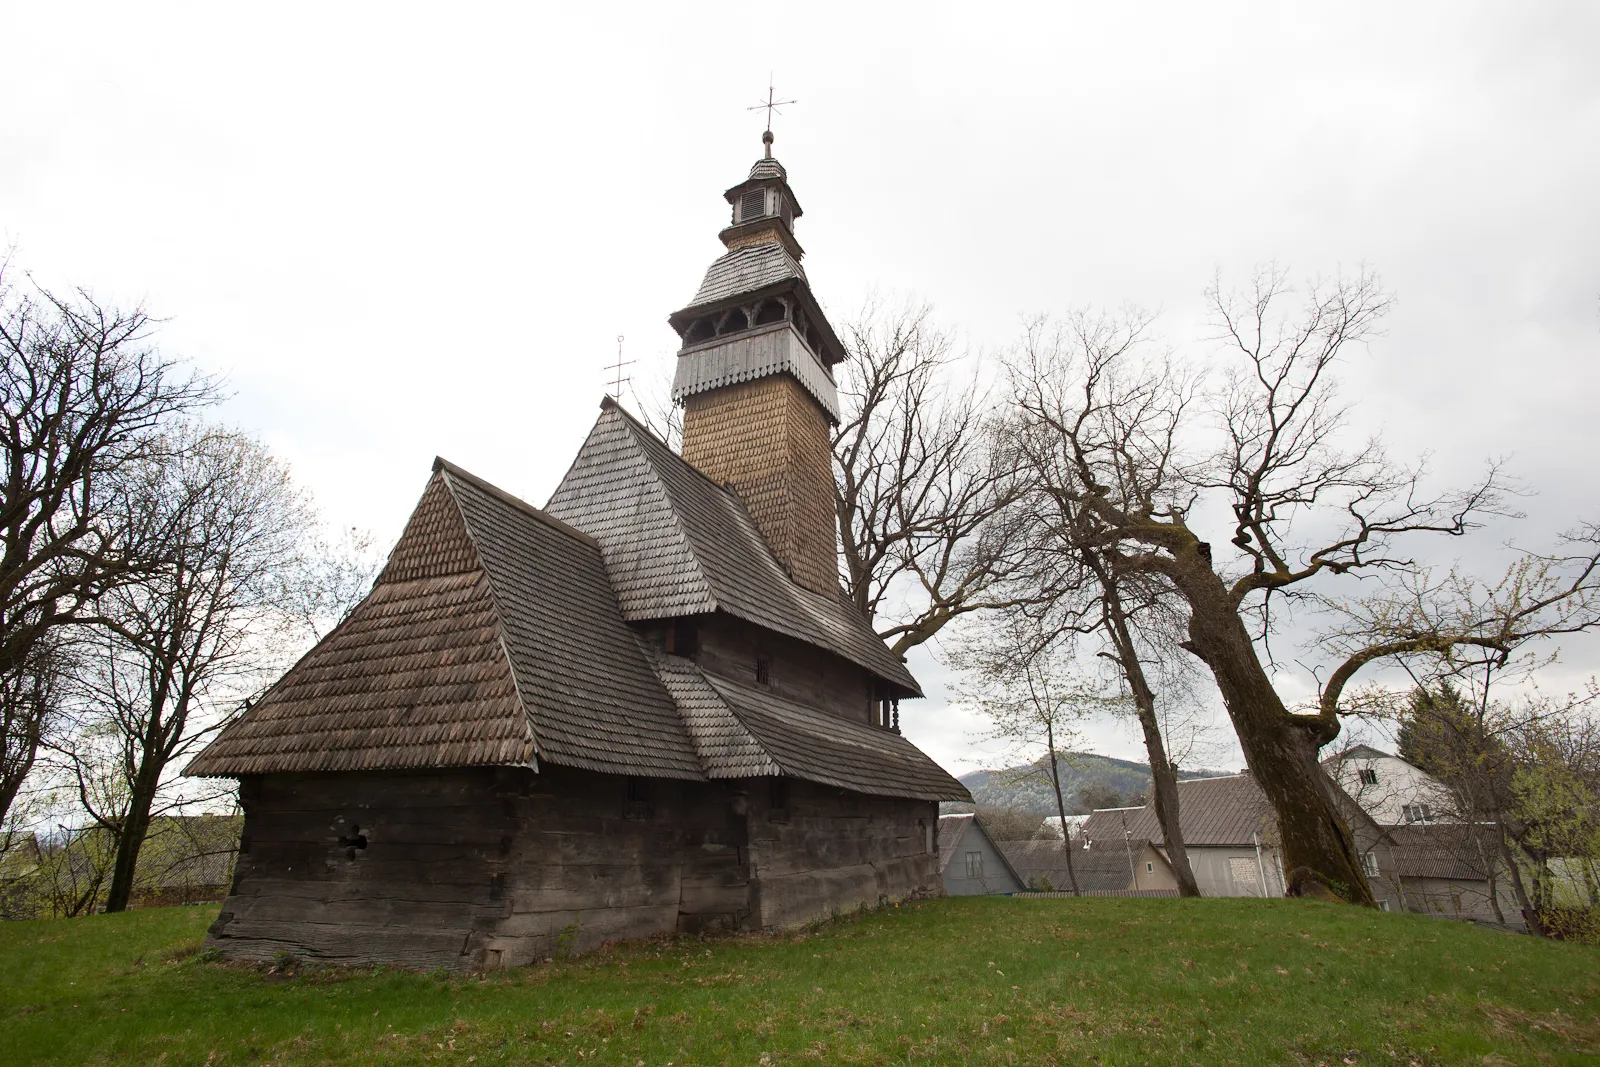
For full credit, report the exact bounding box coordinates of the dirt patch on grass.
[1478,1001,1600,1051]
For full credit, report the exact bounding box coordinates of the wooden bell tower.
[668,130,846,595]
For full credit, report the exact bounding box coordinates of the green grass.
[1,898,1596,1066]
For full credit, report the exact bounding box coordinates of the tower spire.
[748,78,794,160]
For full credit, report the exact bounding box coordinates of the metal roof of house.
[545,402,920,693]
[1082,775,1278,848]
[1382,824,1499,882]
[1323,743,1398,764]
[1000,839,1157,892]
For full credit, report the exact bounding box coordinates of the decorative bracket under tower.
[668,130,845,596]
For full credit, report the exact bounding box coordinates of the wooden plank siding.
[210,766,940,971]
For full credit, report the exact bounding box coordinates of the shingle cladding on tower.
[545,401,921,694]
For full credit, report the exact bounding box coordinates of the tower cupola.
[717,131,805,260]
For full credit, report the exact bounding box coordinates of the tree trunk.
[1136,712,1201,898]
[1176,564,1375,906]
[1097,577,1201,898]
[1484,858,1506,925]
[1497,830,1543,936]
[102,757,163,913]
[1045,724,1080,896]
[0,727,41,838]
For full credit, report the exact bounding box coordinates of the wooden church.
[187,130,968,970]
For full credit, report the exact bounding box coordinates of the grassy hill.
[958,753,1227,815]
[3,900,1596,1065]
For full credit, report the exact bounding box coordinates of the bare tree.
[1081,554,1204,897]
[0,634,71,852]
[58,426,321,912]
[970,524,1206,897]
[0,267,214,833]
[1005,268,1532,903]
[1315,531,1600,724]
[834,299,1032,656]
[955,627,1096,895]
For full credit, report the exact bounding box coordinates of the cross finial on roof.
[605,334,633,399]
[747,77,795,159]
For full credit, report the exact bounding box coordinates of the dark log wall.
[748,778,939,928]
[209,765,939,971]
[694,613,875,724]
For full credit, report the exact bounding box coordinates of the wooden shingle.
[189,462,704,781]
[546,403,921,694]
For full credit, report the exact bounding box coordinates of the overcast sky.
[4,2,1596,777]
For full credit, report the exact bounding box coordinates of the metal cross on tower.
[748,78,796,134]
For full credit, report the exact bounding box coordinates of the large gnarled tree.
[1007,268,1515,903]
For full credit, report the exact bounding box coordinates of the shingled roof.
[685,243,807,310]
[190,454,955,801]
[545,402,920,694]
[1082,775,1278,848]
[188,461,705,780]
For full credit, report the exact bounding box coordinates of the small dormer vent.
[739,190,766,221]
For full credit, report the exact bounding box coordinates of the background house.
[1322,745,1522,925]
[937,814,1024,896]
[1324,744,1458,826]
[1000,835,1176,895]
[1376,823,1521,924]
[1083,777,1293,899]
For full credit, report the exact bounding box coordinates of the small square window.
[965,851,983,879]
[1146,862,1153,873]
[1362,852,1379,876]
[624,777,655,820]
[1358,768,1379,786]
[755,656,772,687]
[740,190,766,221]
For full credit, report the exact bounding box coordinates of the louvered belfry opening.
[670,139,846,597]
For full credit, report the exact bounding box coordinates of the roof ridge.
[434,457,599,548]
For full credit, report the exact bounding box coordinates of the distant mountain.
[953,754,1227,816]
